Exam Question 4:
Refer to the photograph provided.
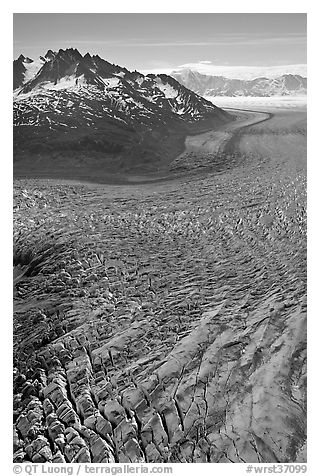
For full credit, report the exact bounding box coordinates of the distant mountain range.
[13,49,231,176]
[171,69,307,97]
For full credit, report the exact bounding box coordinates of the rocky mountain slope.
[171,69,307,97]
[13,49,231,176]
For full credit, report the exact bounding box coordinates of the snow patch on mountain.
[23,59,45,83]
[43,75,85,91]
[154,78,178,99]
[102,77,121,88]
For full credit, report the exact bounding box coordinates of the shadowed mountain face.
[171,69,307,97]
[13,49,232,176]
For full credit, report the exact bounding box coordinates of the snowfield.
[204,95,307,110]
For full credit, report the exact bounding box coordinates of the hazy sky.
[13,13,307,73]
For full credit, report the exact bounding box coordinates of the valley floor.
[13,105,307,463]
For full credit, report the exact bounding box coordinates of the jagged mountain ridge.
[171,68,307,97]
[13,49,231,176]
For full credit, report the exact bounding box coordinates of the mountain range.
[171,69,307,97]
[13,49,231,178]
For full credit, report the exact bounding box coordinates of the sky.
[13,13,307,77]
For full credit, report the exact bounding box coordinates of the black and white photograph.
[11,7,308,470]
